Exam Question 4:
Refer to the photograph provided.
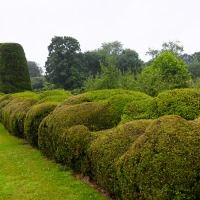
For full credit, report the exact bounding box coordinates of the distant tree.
[100,41,123,56]
[31,77,45,90]
[117,48,143,75]
[84,56,122,91]
[28,61,43,77]
[0,43,32,93]
[146,41,184,60]
[45,36,86,90]
[137,51,191,96]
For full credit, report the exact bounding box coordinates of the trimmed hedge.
[87,119,153,197]
[38,102,120,160]
[0,43,32,93]
[0,91,39,137]
[155,88,200,120]
[61,89,154,123]
[24,102,57,147]
[116,115,200,199]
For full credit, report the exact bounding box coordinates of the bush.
[155,88,200,120]
[117,115,200,199]
[24,102,57,147]
[38,102,119,160]
[37,89,72,103]
[0,43,32,93]
[0,92,39,137]
[87,119,153,197]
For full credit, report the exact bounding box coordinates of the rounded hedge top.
[0,43,32,93]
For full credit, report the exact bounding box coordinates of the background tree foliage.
[45,36,86,90]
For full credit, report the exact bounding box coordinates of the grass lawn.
[0,123,108,200]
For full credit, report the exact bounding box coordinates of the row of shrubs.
[1,88,200,199]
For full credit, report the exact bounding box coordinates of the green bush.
[24,102,57,147]
[155,88,200,120]
[1,94,38,137]
[63,125,93,173]
[37,89,72,103]
[62,89,154,123]
[87,119,153,197]
[38,102,119,160]
[0,43,32,93]
[116,115,200,199]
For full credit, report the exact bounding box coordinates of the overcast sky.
[1,0,200,68]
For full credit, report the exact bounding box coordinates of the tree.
[0,43,32,93]
[28,61,43,77]
[84,56,122,91]
[117,48,143,75]
[45,36,85,90]
[137,51,191,96]
[100,41,123,56]
[146,41,184,60]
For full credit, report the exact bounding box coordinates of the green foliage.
[37,89,72,103]
[87,119,153,197]
[137,51,191,96]
[1,97,37,137]
[28,61,43,77]
[31,76,45,90]
[151,51,191,88]
[116,115,200,199]
[84,56,122,91]
[155,88,200,120]
[45,36,86,90]
[24,102,57,147]
[38,102,120,160]
[188,61,200,79]
[0,43,32,93]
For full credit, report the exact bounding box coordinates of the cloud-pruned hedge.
[1,89,200,199]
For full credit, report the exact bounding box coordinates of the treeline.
[28,37,200,96]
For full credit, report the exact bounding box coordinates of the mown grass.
[0,123,108,200]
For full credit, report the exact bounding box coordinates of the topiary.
[24,102,57,147]
[0,43,32,93]
[155,88,200,120]
[117,115,200,199]
[87,119,153,197]
[38,102,120,160]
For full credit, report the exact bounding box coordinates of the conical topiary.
[0,43,32,93]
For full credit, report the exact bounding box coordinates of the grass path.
[0,123,107,200]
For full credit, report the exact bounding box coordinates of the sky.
[1,0,200,69]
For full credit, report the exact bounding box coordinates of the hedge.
[24,102,57,147]
[0,43,32,93]
[38,102,120,160]
[116,115,200,199]
[155,88,200,120]
[87,119,153,197]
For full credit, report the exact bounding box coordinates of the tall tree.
[117,48,143,75]
[45,36,85,90]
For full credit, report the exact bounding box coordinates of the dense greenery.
[0,43,32,93]
[1,89,200,199]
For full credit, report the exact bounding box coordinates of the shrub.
[116,115,200,199]
[37,89,72,103]
[38,102,119,160]
[63,125,93,173]
[0,43,32,93]
[1,94,38,137]
[87,119,153,197]
[24,102,57,147]
[155,88,200,120]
